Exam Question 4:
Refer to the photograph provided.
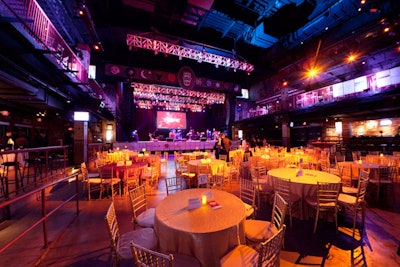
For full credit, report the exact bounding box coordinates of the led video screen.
[156,111,187,129]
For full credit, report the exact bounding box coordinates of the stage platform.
[113,140,216,152]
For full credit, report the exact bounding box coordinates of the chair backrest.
[126,166,140,187]
[335,154,346,164]
[268,158,281,170]
[208,174,224,189]
[316,182,341,206]
[258,225,286,267]
[128,185,148,225]
[356,178,369,204]
[197,173,209,188]
[271,193,287,230]
[197,164,210,175]
[339,163,351,179]
[80,162,88,182]
[104,202,119,254]
[131,241,173,267]
[99,166,114,180]
[165,176,182,195]
[257,166,267,176]
[378,166,396,182]
[358,169,370,182]
[319,160,330,172]
[239,178,256,206]
[273,177,291,200]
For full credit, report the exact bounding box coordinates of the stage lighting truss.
[126,34,254,73]
[131,82,225,112]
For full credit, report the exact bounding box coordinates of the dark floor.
[0,157,400,267]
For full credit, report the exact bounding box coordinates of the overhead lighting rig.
[126,34,254,73]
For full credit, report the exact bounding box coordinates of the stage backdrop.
[129,106,227,141]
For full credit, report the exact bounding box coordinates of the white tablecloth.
[154,189,245,267]
[268,168,341,219]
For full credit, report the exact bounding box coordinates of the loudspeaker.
[200,137,207,142]
[166,138,173,142]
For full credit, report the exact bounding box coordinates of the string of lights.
[131,82,225,112]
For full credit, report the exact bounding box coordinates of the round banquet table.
[181,151,207,160]
[338,161,384,180]
[267,168,341,219]
[187,159,226,175]
[99,161,147,189]
[154,188,246,267]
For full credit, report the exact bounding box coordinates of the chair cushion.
[338,193,357,205]
[341,186,358,195]
[137,208,155,228]
[244,220,277,242]
[220,244,258,267]
[118,228,157,260]
[88,178,102,184]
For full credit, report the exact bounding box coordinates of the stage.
[113,140,216,152]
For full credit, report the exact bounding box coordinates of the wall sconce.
[106,124,113,142]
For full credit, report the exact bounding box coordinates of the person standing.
[220,133,232,161]
[214,135,222,159]
[5,131,14,150]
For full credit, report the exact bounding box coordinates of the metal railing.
[0,171,80,256]
[0,146,69,197]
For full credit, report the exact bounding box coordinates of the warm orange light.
[360,0,366,4]
[282,81,288,87]
[307,68,318,78]
[347,54,357,63]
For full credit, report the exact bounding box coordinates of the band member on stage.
[149,132,155,141]
[206,129,212,140]
[169,129,176,140]
[212,128,219,140]
[187,127,195,140]
[130,130,139,142]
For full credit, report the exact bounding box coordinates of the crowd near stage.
[113,140,218,152]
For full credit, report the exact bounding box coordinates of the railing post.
[76,172,80,214]
[41,188,48,248]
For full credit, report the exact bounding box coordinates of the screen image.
[157,111,187,129]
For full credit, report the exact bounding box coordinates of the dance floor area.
[0,156,399,267]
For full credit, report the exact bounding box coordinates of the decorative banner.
[105,63,238,92]
[177,66,196,90]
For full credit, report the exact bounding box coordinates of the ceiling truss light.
[126,34,254,73]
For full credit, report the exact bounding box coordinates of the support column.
[74,121,88,165]
[282,114,290,150]
[280,88,290,150]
